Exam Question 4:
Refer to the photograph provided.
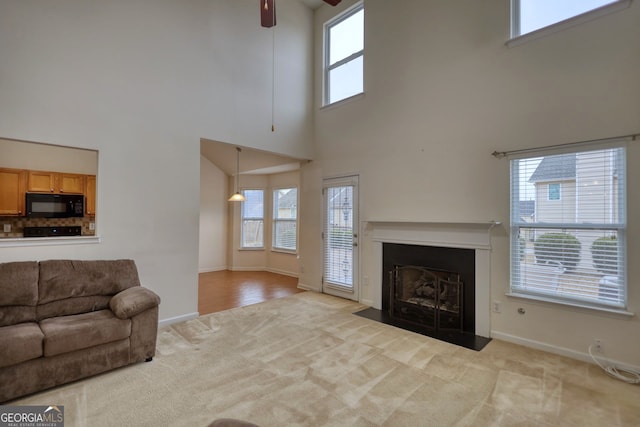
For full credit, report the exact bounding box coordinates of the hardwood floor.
[198,270,304,315]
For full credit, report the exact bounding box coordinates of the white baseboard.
[198,266,227,273]
[297,282,319,292]
[159,312,199,328]
[265,267,298,278]
[491,331,640,373]
[228,266,264,272]
[360,298,374,307]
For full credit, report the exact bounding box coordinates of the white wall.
[0,138,97,175]
[0,0,314,323]
[199,156,227,272]
[299,0,640,366]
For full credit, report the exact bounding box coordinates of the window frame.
[547,183,561,201]
[240,188,265,250]
[323,1,364,106]
[509,145,628,313]
[508,0,632,47]
[272,187,298,253]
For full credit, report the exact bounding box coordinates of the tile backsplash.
[0,216,96,238]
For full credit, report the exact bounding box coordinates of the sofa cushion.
[40,310,131,357]
[37,295,112,321]
[38,259,141,306]
[0,322,44,368]
[0,261,39,327]
[110,287,161,319]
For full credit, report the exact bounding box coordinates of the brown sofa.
[0,259,161,403]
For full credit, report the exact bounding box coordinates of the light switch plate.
[3,224,11,233]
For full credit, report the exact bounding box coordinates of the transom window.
[511,0,629,38]
[510,146,627,310]
[241,189,264,249]
[272,188,297,252]
[323,2,364,106]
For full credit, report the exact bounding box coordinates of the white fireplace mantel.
[364,220,500,338]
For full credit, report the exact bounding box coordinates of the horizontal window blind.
[241,189,264,248]
[510,147,626,308]
[273,188,297,251]
[323,184,355,288]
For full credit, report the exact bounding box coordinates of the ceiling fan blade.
[260,0,276,28]
[323,0,342,5]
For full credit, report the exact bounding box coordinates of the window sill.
[239,247,264,251]
[506,0,632,48]
[506,292,635,318]
[271,248,297,255]
[0,235,101,248]
[320,92,365,111]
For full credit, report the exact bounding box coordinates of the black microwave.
[25,193,85,218]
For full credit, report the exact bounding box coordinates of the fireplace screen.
[390,266,463,331]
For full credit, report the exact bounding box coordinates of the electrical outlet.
[3,224,11,233]
[89,222,95,231]
[492,300,501,313]
[593,338,603,352]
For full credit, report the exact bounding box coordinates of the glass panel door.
[323,176,359,301]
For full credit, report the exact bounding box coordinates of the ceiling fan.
[261,0,342,28]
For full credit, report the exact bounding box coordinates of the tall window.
[324,2,364,105]
[510,146,626,310]
[511,0,627,38]
[241,189,264,249]
[272,188,297,252]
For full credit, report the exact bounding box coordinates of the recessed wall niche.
[0,138,98,238]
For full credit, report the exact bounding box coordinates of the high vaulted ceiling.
[200,0,329,176]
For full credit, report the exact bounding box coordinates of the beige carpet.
[12,292,640,426]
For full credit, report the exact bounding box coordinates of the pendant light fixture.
[228,147,246,202]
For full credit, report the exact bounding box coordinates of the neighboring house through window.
[510,146,626,310]
[273,188,297,252]
[324,2,364,105]
[241,189,264,249]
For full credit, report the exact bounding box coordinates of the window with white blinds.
[273,188,297,252]
[323,184,355,288]
[241,189,264,249]
[510,146,626,309]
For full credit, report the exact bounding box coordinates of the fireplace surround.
[362,221,498,341]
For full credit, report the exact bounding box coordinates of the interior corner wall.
[300,0,640,367]
[199,155,228,273]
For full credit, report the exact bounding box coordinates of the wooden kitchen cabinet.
[59,173,85,194]
[27,170,56,193]
[27,171,84,194]
[85,175,96,216]
[0,168,27,216]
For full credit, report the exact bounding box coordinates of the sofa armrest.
[110,287,161,319]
